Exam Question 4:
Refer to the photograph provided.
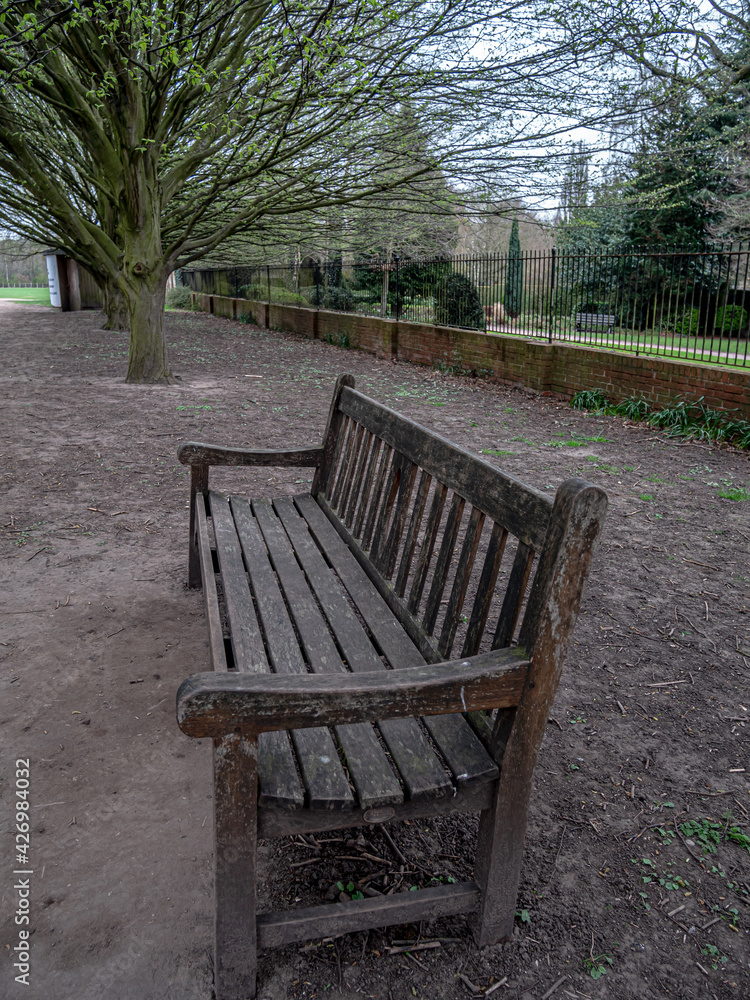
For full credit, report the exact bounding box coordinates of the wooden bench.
[575,312,616,334]
[176,374,607,1000]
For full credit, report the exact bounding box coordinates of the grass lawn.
[0,286,51,306]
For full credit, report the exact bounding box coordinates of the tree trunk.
[102,279,130,331]
[125,269,174,383]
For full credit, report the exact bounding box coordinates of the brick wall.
[190,295,750,418]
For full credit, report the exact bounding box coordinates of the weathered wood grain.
[178,443,323,467]
[361,442,393,551]
[231,498,354,811]
[422,492,466,635]
[461,522,507,658]
[472,479,607,947]
[210,493,304,810]
[311,373,355,495]
[339,387,552,549]
[353,434,382,537]
[251,499,403,810]
[299,495,498,788]
[338,422,366,517]
[176,648,529,738]
[492,541,535,650]
[394,468,431,597]
[213,732,259,1000]
[344,429,373,527]
[257,881,481,948]
[438,505,485,658]
[273,498,453,803]
[189,463,209,588]
[259,778,493,838]
[194,492,227,672]
[407,482,447,615]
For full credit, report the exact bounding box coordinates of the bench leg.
[471,785,527,947]
[213,733,259,1000]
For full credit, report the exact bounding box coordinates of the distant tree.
[0,1,620,382]
[504,220,524,318]
[558,142,591,226]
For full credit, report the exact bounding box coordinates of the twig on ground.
[386,942,441,955]
[643,680,688,687]
[540,975,568,999]
[381,826,408,865]
[458,972,481,994]
[485,977,508,995]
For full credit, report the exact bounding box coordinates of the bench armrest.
[177,442,324,468]
[176,648,530,738]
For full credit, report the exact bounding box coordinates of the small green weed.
[336,881,364,901]
[481,449,515,457]
[515,908,531,924]
[571,389,609,411]
[680,814,750,855]
[584,953,614,980]
[701,943,729,970]
[570,389,750,450]
[717,486,750,501]
[325,331,351,348]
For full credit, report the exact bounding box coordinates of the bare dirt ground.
[1,300,748,1000]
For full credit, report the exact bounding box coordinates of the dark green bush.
[165,286,193,309]
[434,272,485,330]
[715,304,747,336]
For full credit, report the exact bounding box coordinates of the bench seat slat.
[230,498,354,811]
[338,387,552,550]
[297,495,499,788]
[251,499,403,810]
[210,492,304,810]
[273,497,454,803]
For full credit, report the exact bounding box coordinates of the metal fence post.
[394,254,400,322]
[547,248,556,342]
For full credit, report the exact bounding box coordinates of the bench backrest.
[575,313,616,323]
[312,377,605,682]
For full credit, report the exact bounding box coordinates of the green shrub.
[238,283,307,305]
[434,272,485,330]
[324,280,354,312]
[715,304,747,336]
[165,286,193,309]
[675,306,700,336]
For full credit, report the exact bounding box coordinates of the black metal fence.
[181,244,750,368]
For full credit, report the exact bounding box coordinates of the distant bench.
[175,373,608,1000]
[575,313,616,334]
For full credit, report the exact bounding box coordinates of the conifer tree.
[505,219,524,319]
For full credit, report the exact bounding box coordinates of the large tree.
[0,1,612,382]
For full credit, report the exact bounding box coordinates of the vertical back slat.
[369,454,403,567]
[361,442,393,551]
[422,493,466,635]
[394,469,431,597]
[407,482,448,614]
[312,372,355,497]
[338,423,366,517]
[380,460,418,579]
[344,429,373,527]
[461,522,508,657]
[329,416,353,508]
[353,435,383,538]
[437,505,485,657]
[492,541,535,649]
